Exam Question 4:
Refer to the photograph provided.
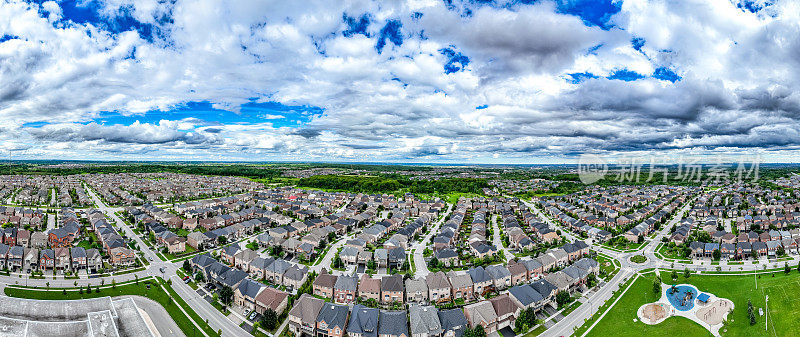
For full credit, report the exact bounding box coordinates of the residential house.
[438,309,468,337]
[378,311,409,337]
[235,278,265,312]
[358,274,381,302]
[316,303,350,337]
[409,305,442,337]
[334,275,358,304]
[314,270,338,299]
[489,294,520,331]
[348,304,380,337]
[446,272,473,302]
[426,272,452,303]
[255,287,290,315]
[381,275,404,304]
[406,278,429,304]
[463,301,498,334]
[288,294,325,337]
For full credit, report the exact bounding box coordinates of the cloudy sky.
[1,0,798,163]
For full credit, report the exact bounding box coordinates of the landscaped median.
[4,276,219,337]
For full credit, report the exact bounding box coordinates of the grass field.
[587,271,800,337]
[596,253,620,280]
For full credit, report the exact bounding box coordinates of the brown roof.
[507,262,527,276]
[255,287,289,312]
[359,274,381,293]
[17,230,30,240]
[314,271,338,289]
[489,294,520,317]
[288,293,325,322]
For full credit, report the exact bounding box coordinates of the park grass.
[596,253,619,280]
[657,243,688,260]
[4,277,219,337]
[587,273,709,337]
[588,270,800,337]
[630,255,648,264]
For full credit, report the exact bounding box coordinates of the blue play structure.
[666,285,697,311]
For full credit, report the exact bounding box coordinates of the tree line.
[297,175,489,194]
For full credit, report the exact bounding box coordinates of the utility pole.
[765,295,769,331]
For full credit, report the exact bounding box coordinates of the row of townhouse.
[292,256,599,337]
[189,254,292,316]
[316,243,590,309]
[0,206,44,227]
[538,200,613,242]
[86,209,137,266]
[185,217,267,250]
[0,244,103,272]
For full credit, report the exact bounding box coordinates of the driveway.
[499,327,517,337]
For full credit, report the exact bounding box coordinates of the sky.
[1,0,799,163]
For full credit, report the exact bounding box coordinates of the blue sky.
[1,0,797,163]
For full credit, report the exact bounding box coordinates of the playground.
[637,283,733,336]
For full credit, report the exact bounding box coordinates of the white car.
[249,312,257,320]
[243,309,250,317]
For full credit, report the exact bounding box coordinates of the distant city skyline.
[2,0,799,163]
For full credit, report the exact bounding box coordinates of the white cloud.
[1,0,800,162]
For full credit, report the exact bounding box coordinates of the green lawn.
[657,243,688,260]
[596,254,619,280]
[163,245,197,260]
[588,271,800,337]
[4,277,219,337]
[630,255,647,264]
[587,273,708,337]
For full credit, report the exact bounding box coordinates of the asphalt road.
[411,203,453,277]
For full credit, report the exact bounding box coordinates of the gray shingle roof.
[409,305,442,336]
[378,310,408,337]
[316,303,349,331]
[348,304,379,337]
[438,309,468,337]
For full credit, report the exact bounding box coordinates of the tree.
[219,285,234,305]
[653,275,662,294]
[260,308,278,330]
[778,246,786,257]
[671,270,678,281]
[556,291,570,307]
[112,279,117,289]
[515,309,529,333]
[786,262,791,274]
[751,249,758,260]
[183,260,192,272]
[683,268,691,279]
[464,325,487,337]
[712,249,721,261]
[428,257,439,269]
[587,273,598,288]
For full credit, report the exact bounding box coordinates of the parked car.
[249,312,257,320]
